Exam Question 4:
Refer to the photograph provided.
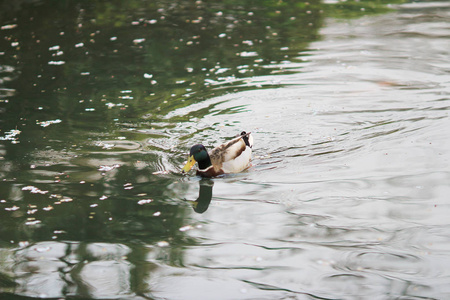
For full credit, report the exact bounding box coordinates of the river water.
[1,1,450,299]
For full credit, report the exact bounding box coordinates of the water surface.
[1,0,450,299]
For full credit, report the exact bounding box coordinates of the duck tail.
[240,131,252,148]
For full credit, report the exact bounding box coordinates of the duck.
[182,131,253,178]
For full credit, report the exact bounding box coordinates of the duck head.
[182,144,212,172]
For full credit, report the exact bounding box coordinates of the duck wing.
[209,133,252,173]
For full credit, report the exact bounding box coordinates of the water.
[1,0,450,299]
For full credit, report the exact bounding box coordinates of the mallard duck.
[182,131,253,177]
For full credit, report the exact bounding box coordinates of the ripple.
[341,250,424,277]
[76,260,133,299]
[85,243,131,261]
[16,241,67,261]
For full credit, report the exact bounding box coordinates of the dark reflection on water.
[2,0,450,299]
[188,179,214,214]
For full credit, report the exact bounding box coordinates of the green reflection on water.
[0,0,325,245]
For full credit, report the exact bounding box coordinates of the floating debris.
[22,186,48,194]
[157,241,169,247]
[19,241,29,248]
[48,61,65,65]
[26,220,41,226]
[5,206,20,211]
[137,199,153,205]
[1,24,17,30]
[0,129,21,141]
[105,102,126,109]
[123,183,133,190]
[98,164,120,172]
[27,209,38,215]
[36,119,62,127]
[215,68,229,75]
[179,225,193,232]
[239,51,258,57]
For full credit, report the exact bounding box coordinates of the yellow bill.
[182,155,196,173]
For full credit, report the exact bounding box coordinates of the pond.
[1,0,450,299]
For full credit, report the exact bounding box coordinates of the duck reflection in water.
[189,179,214,213]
